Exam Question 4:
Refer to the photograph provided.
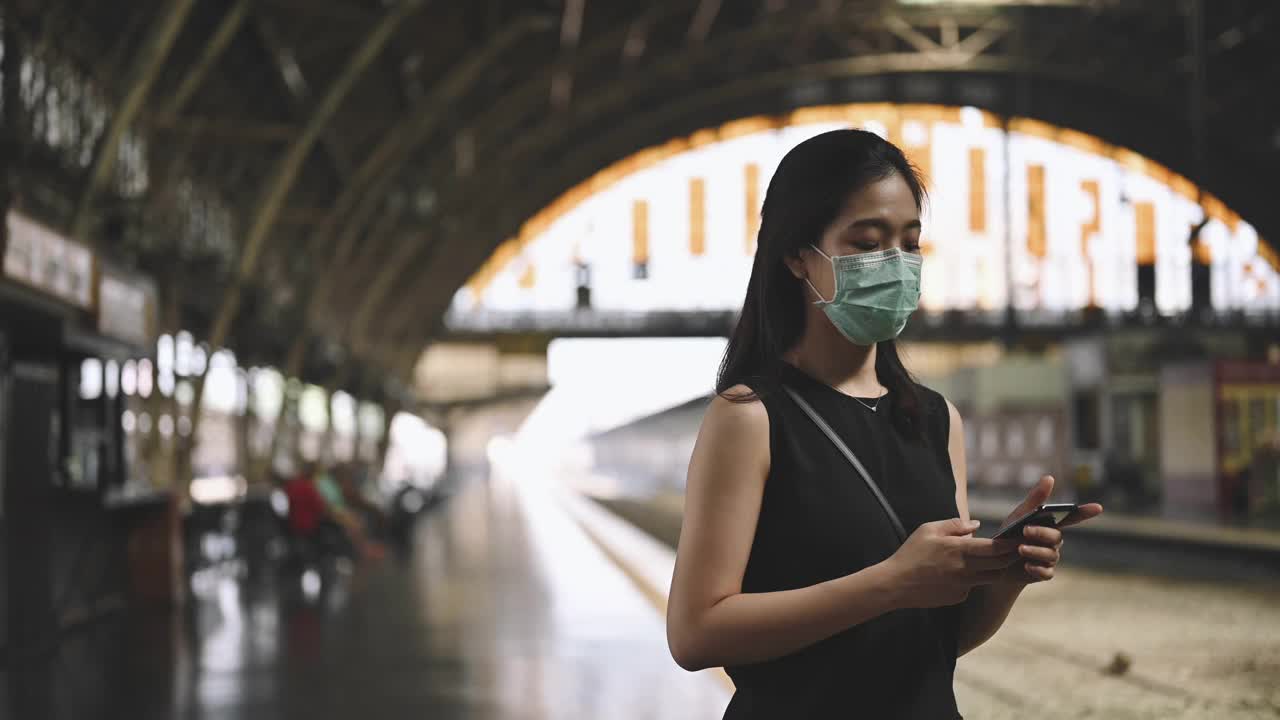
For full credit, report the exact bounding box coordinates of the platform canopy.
[2,0,1276,396]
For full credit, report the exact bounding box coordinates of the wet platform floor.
[34,475,728,720]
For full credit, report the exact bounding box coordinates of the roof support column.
[1,0,25,260]
[191,0,425,450]
[274,17,550,385]
[70,0,198,246]
[205,0,426,352]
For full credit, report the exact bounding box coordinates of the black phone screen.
[994,503,1078,538]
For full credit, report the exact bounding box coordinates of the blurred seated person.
[316,463,387,561]
[283,463,327,540]
[337,462,389,534]
[281,463,341,565]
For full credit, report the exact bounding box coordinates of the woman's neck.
[783,321,885,397]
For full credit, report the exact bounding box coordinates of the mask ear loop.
[805,245,835,304]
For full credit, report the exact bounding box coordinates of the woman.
[666,129,1103,718]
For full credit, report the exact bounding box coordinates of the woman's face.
[788,172,922,301]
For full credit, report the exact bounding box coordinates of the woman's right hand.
[884,518,1020,609]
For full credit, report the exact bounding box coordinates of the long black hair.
[716,129,927,439]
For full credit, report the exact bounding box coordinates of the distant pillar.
[4,362,59,720]
[374,399,399,479]
[1,0,24,258]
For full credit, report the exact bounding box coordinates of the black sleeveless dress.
[723,363,965,719]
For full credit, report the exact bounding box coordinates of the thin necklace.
[851,391,885,413]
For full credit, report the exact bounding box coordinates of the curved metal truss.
[1,0,1276,394]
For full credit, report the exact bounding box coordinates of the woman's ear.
[783,250,808,281]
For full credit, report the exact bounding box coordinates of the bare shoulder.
[943,396,963,430]
[703,384,770,440]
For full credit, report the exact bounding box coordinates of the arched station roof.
[3,0,1276,393]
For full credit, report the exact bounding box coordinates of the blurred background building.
[0,0,1277,718]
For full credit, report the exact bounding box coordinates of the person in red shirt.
[283,464,327,537]
[281,462,386,563]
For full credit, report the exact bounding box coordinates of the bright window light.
[157,335,174,376]
[105,359,119,398]
[175,331,194,376]
[358,403,385,441]
[79,359,102,400]
[158,371,176,398]
[253,368,285,422]
[451,103,1278,319]
[516,337,726,462]
[176,381,195,406]
[298,385,329,431]
[121,359,138,396]
[137,358,154,398]
[191,344,208,376]
[330,391,357,435]
[203,351,239,414]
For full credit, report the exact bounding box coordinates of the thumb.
[1013,475,1055,516]
[939,517,982,536]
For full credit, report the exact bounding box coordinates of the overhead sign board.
[4,211,94,309]
[98,268,157,347]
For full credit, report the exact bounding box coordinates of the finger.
[1018,544,1059,565]
[937,518,983,536]
[1057,503,1104,528]
[955,538,1021,557]
[1009,475,1055,519]
[968,568,1010,585]
[964,553,1023,572]
[1023,525,1062,546]
[1024,563,1055,582]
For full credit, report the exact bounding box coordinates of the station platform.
[66,473,729,720]
[35,471,1279,720]
[583,489,1280,719]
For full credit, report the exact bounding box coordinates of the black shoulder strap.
[783,385,907,543]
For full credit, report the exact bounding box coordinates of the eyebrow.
[845,218,922,232]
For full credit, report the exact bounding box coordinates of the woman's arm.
[947,400,1027,656]
[666,388,907,671]
[948,400,1104,656]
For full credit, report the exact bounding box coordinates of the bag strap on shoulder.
[783,385,907,543]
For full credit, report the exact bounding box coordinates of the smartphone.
[993,503,1079,539]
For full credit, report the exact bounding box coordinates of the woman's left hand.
[999,476,1103,585]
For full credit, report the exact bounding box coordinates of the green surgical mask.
[805,245,922,346]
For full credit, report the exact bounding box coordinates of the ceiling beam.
[884,13,944,54]
[206,0,426,351]
[140,0,255,220]
[322,205,407,330]
[69,0,197,247]
[162,0,252,117]
[380,1,697,213]
[261,0,375,24]
[276,206,333,225]
[331,2,702,337]
[347,233,429,346]
[457,12,1047,218]
[414,43,1179,329]
[468,1,698,163]
[687,0,723,44]
[310,13,554,269]
[145,113,297,142]
[270,15,554,366]
[252,11,356,177]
